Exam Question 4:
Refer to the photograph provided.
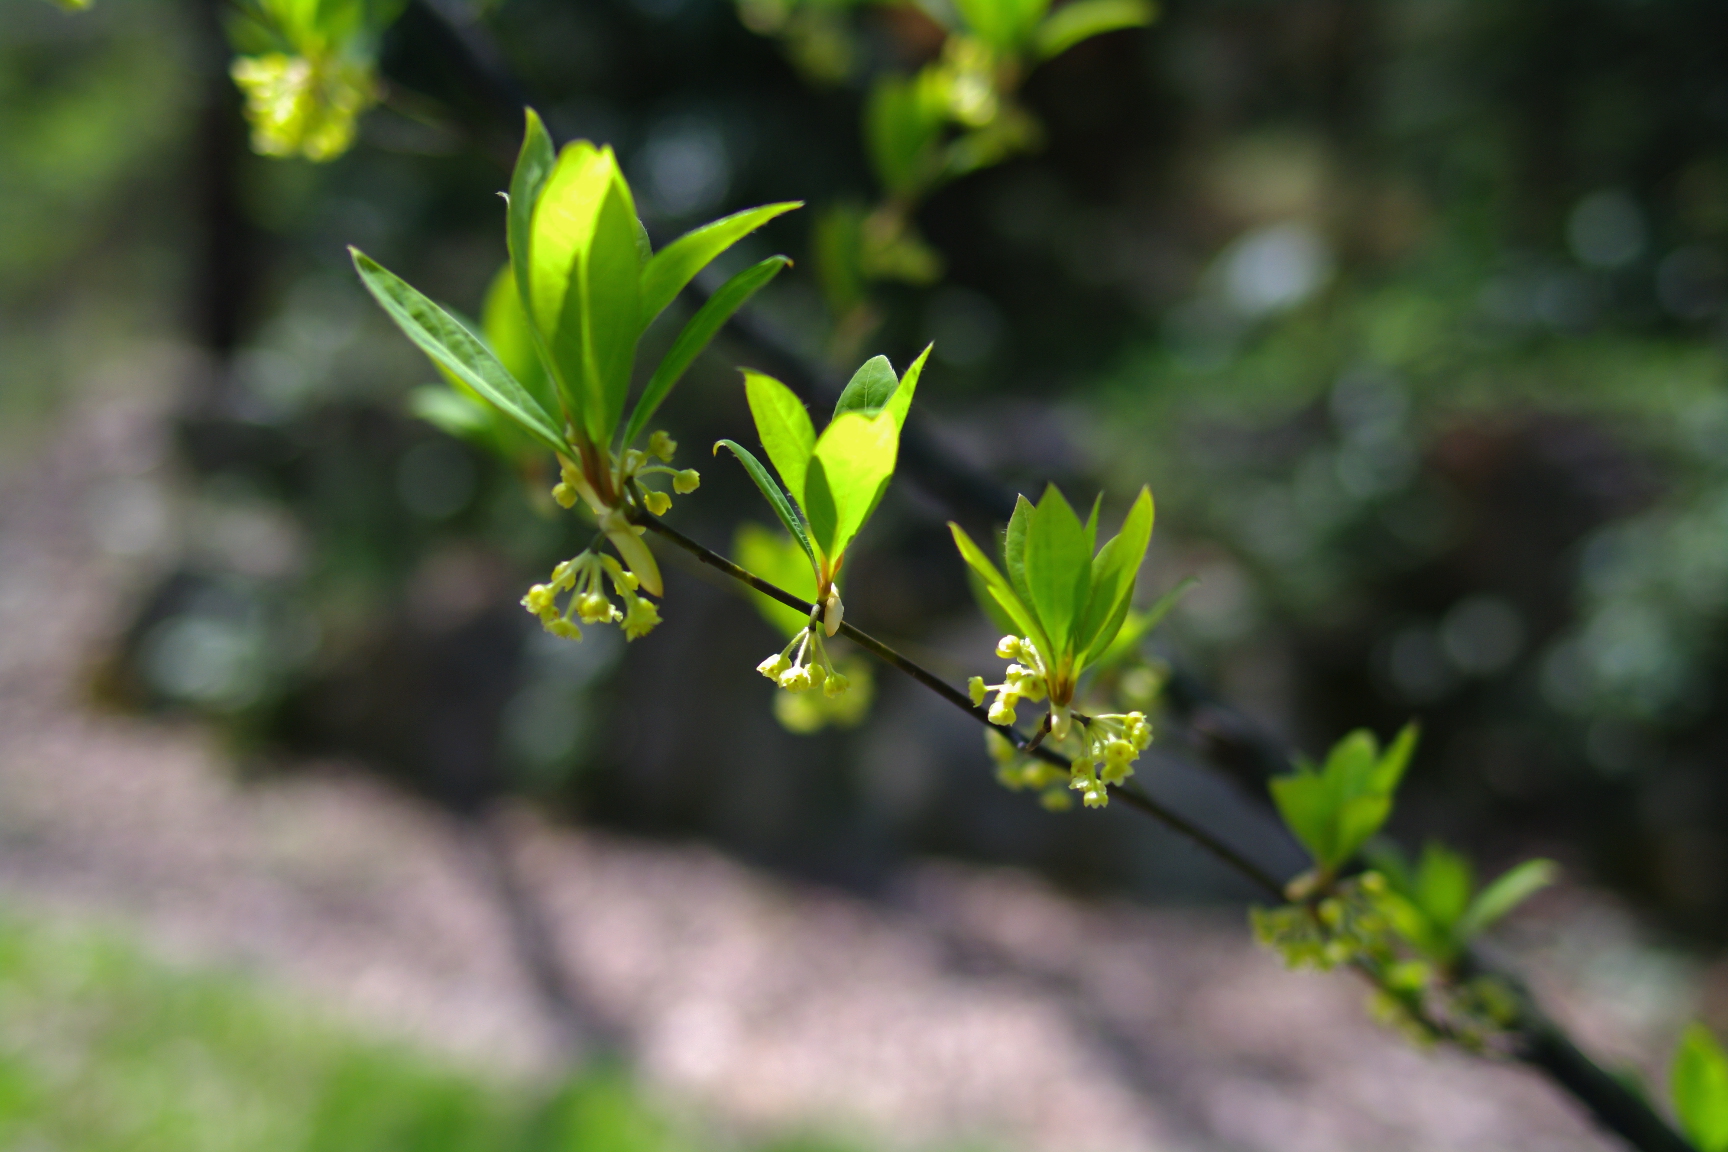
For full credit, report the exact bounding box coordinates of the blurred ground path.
[0,381,1651,1152]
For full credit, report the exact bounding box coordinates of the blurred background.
[2,0,1727,1148]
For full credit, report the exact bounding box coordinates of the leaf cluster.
[1271,724,1417,877]
[951,484,1154,700]
[356,110,799,468]
[717,349,927,585]
[1367,842,1558,964]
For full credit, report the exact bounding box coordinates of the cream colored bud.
[673,469,700,494]
[822,591,844,636]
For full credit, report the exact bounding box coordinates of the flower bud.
[968,676,987,706]
[673,469,700,495]
[649,430,677,462]
[643,489,672,516]
[822,591,844,636]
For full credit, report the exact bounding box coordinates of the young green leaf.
[950,521,1047,651]
[1087,575,1195,670]
[528,141,643,446]
[351,249,567,454]
[1412,842,1474,933]
[1033,0,1155,60]
[1004,495,1034,610]
[954,0,1052,51]
[507,108,557,369]
[1021,484,1091,661]
[743,370,817,509]
[1673,1024,1728,1152]
[408,385,497,447]
[1270,724,1419,874]
[622,255,790,448]
[808,408,899,560]
[882,343,930,430]
[1075,486,1153,661]
[833,355,899,418]
[866,72,946,196]
[714,439,815,564]
[480,265,556,419]
[640,201,802,324]
[1456,858,1558,942]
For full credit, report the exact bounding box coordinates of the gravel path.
[0,368,1679,1152]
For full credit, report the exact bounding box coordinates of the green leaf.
[953,0,1052,49]
[1086,574,1194,669]
[714,439,815,564]
[480,264,557,420]
[622,255,790,448]
[865,72,946,197]
[1021,484,1091,661]
[1269,724,1420,872]
[1269,771,1336,867]
[639,201,802,326]
[1074,486,1154,662]
[1371,722,1420,794]
[1457,858,1558,942]
[949,522,1045,648]
[808,408,900,561]
[1033,0,1154,60]
[528,141,643,447]
[1082,493,1101,555]
[883,343,930,431]
[743,371,817,510]
[1412,842,1474,932]
[966,565,1022,637]
[734,521,819,637]
[1004,494,1034,610]
[833,355,899,419]
[1674,1024,1728,1152]
[351,249,567,454]
[507,109,557,390]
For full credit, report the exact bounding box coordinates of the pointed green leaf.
[1034,0,1154,60]
[1413,842,1474,932]
[1022,484,1090,658]
[1004,494,1034,611]
[623,255,789,448]
[955,0,1052,50]
[1085,574,1194,669]
[528,141,642,446]
[640,201,802,325]
[352,249,566,454]
[883,343,930,431]
[1075,486,1154,659]
[834,355,898,419]
[1457,858,1558,942]
[743,370,816,509]
[966,565,1022,637]
[507,108,556,382]
[1674,1024,1728,1152]
[715,439,815,564]
[1270,771,1335,866]
[1372,722,1420,794]
[809,408,900,561]
[481,264,556,419]
[1332,794,1394,869]
[1083,492,1101,555]
[803,454,840,559]
[949,521,1045,648]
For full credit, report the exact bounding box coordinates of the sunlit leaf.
[1034,0,1154,60]
[950,521,1047,653]
[351,249,566,454]
[623,255,790,448]
[639,201,802,325]
[1457,858,1558,942]
[734,522,820,637]
[528,141,642,446]
[743,370,817,510]
[1022,484,1091,660]
[808,408,899,560]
